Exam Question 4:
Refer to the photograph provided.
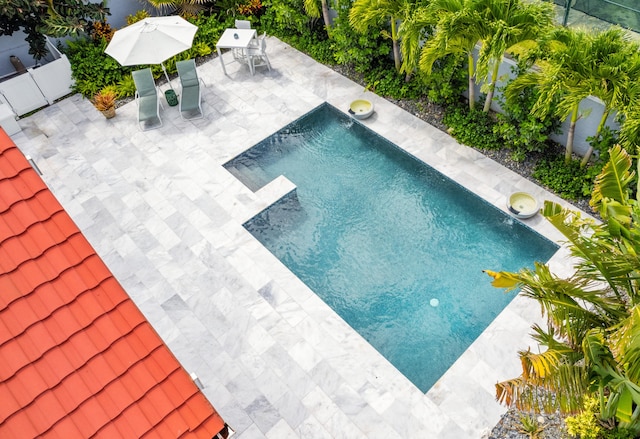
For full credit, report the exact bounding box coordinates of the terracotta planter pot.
[101,107,116,119]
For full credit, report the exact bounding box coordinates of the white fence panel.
[0,73,48,116]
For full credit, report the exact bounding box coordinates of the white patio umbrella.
[105,16,197,91]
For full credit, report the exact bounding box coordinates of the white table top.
[216,28,257,49]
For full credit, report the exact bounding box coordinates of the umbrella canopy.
[105,16,197,65]
[105,16,197,90]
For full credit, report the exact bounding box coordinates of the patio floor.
[11,37,582,438]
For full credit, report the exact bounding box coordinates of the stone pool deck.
[11,37,584,438]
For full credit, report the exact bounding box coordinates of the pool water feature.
[225,103,558,393]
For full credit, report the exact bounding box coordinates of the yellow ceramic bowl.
[348,99,374,120]
[507,192,539,219]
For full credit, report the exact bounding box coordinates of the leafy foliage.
[65,37,131,97]
[421,55,467,106]
[443,105,502,150]
[565,396,601,439]
[532,157,601,200]
[487,145,640,434]
[493,67,559,161]
[0,0,109,59]
[330,2,390,73]
[363,65,423,100]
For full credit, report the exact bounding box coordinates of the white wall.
[0,32,37,78]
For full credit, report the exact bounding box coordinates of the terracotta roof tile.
[0,131,226,438]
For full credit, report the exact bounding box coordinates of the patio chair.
[235,20,251,29]
[247,33,271,73]
[132,68,163,131]
[176,59,204,120]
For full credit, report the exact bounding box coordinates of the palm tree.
[505,27,638,165]
[475,0,554,112]
[399,5,434,77]
[578,29,640,166]
[349,0,414,72]
[418,0,486,110]
[144,0,207,17]
[485,145,640,433]
[304,0,333,36]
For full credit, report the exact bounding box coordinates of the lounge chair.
[132,68,162,131]
[176,59,204,120]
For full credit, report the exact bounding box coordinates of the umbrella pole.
[161,63,175,92]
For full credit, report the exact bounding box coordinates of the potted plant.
[93,88,117,119]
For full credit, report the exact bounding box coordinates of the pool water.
[225,104,558,392]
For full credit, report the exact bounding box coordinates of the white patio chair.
[235,20,251,29]
[247,34,271,73]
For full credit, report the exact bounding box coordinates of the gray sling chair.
[132,68,163,131]
[176,59,204,120]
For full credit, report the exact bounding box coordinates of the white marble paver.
[11,37,588,438]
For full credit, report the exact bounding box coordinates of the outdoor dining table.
[216,28,258,76]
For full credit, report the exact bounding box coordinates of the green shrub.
[565,396,602,439]
[363,66,423,100]
[532,156,601,200]
[261,0,312,37]
[65,37,132,97]
[494,75,558,162]
[330,2,391,73]
[586,126,619,166]
[443,106,501,150]
[421,55,467,106]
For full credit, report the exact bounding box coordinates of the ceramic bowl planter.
[348,99,374,120]
[507,192,539,219]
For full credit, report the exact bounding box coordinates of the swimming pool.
[225,103,558,392]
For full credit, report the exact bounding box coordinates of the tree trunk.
[391,17,401,72]
[321,0,332,36]
[565,105,579,163]
[468,53,476,111]
[580,109,610,167]
[483,61,501,113]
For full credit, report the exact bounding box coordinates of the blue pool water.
[225,103,558,392]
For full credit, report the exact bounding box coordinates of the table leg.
[217,48,227,76]
[246,48,255,76]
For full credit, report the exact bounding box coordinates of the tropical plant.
[144,0,210,17]
[92,87,117,111]
[349,0,413,73]
[126,10,151,25]
[505,27,639,165]
[417,0,486,110]
[398,5,434,77]
[493,64,558,161]
[518,414,545,439]
[0,0,109,59]
[303,0,332,36]
[485,144,640,435]
[474,0,554,112]
[330,3,391,73]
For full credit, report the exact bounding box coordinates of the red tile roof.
[0,129,226,438]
